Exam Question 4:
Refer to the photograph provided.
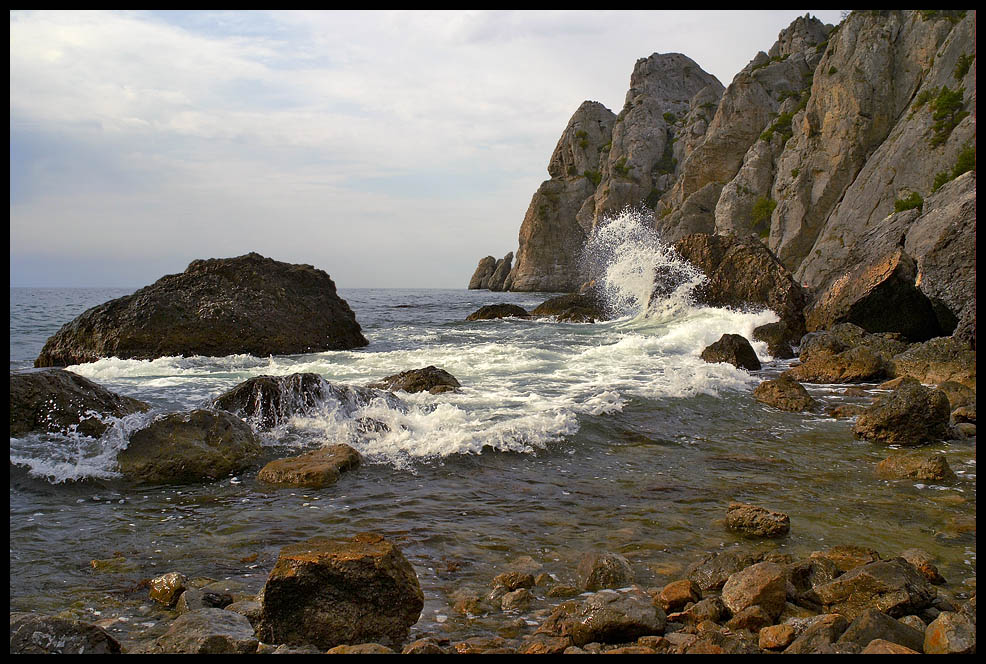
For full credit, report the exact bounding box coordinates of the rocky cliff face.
[473,10,975,349]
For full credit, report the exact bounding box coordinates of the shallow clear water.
[8,239,976,648]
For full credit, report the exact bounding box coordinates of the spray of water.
[580,207,706,320]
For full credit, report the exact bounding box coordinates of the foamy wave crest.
[581,207,706,320]
[9,410,155,483]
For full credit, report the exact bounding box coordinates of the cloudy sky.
[10,10,843,289]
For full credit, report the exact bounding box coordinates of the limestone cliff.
[471,10,976,347]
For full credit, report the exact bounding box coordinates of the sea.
[9,212,976,647]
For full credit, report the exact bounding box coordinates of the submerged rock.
[367,365,461,394]
[256,533,423,650]
[853,377,951,445]
[465,303,531,321]
[35,252,368,367]
[753,374,818,412]
[9,368,150,438]
[117,409,263,483]
[576,551,635,591]
[257,444,361,489]
[700,334,761,371]
[876,452,956,483]
[9,613,122,654]
[725,502,791,538]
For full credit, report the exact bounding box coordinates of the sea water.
[9,212,976,646]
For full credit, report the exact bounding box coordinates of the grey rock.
[155,608,258,654]
[9,612,122,654]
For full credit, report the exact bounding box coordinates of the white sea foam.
[18,209,783,478]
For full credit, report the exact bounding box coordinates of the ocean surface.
[9,215,976,647]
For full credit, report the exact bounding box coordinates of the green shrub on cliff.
[893,191,924,213]
[751,196,777,238]
[953,53,974,81]
[583,170,602,187]
[932,144,976,192]
[928,86,969,147]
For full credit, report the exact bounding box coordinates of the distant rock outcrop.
[35,253,368,366]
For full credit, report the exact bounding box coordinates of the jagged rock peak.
[768,14,834,60]
[547,101,616,180]
[625,53,723,114]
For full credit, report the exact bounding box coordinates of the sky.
[10,10,845,289]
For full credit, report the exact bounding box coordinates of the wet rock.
[786,346,887,383]
[759,623,796,650]
[518,634,572,655]
[213,373,400,430]
[810,558,936,621]
[683,629,760,654]
[176,588,234,614]
[492,571,536,591]
[9,612,122,654]
[876,452,956,483]
[726,502,790,539]
[898,615,928,633]
[117,409,263,483]
[861,639,921,654]
[783,613,849,654]
[257,444,361,489]
[721,561,787,620]
[530,293,607,323]
[10,368,150,438]
[149,572,188,607]
[924,611,976,654]
[576,551,634,591]
[225,600,261,627]
[726,604,773,633]
[671,233,809,341]
[500,588,533,612]
[753,374,818,412]
[785,557,841,598]
[256,533,423,650]
[937,380,976,411]
[668,596,727,627]
[836,607,925,652]
[853,377,951,445]
[536,589,666,646]
[401,638,450,655]
[889,336,977,389]
[809,545,881,574]
[453,636,515,654]
[547,584,581,598]
[366,366,461,394]
[686,550,764,592]
[155,608,259,654]
[827,404,869,418]
[657,579,702,613]
[752,321,797,359]
[699,334,761,371]
[35,252,368,367]
[465,303,531,321]
[326,643,395,654]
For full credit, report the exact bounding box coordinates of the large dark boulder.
[753,374,818,412]
[465,303,531,321]
[117,409,263,483]
[805,248,946,342]
[700,334,761,371]
[35,253,368,367]
[256,533,424,650]
[212,373,400,430]
[852,377,951,445]
[531,293,608,323]
[672,234,810,344]
[10,368,150,438]
[366,366,461,394]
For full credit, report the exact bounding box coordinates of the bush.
[760,111,795,144]
[953,53,974,81]
[613,157,631,178]
[583,170,602,187]
[932,144,976,192]
[929,86,969,147]
[663,112,677,124]
[751,197,777,238]
[893,192,924,213]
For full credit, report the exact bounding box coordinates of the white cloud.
[9,9,844,288]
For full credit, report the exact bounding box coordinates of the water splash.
[580,207,706,320]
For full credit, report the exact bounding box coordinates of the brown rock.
[155,608,259,654]
[721,561,788,620]
[492,571,536,591]
[536,589,666,647]
[576,551,634,591]
[853,377,951,445]
[860,639,920,654]
[517,634,572,655]
[923,611,976,654]
[889,336,977,389]
[726,604,773,633]
[811,558,936,621]
[809,545,881,573]
[876,452,956,483]
[784,613,849,654]
[149,572,188,607]
[753,374,818,412]
[9,613,122,654]
[326,643,395,654]
[837,607,925,652]
[658,579,702,612]
[899,549,946,585]
[256,533,423,650]
[725,502,791,538]
[759,623,796,650]
[257,444,361,489]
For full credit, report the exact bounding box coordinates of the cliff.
[469,10,975,347]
